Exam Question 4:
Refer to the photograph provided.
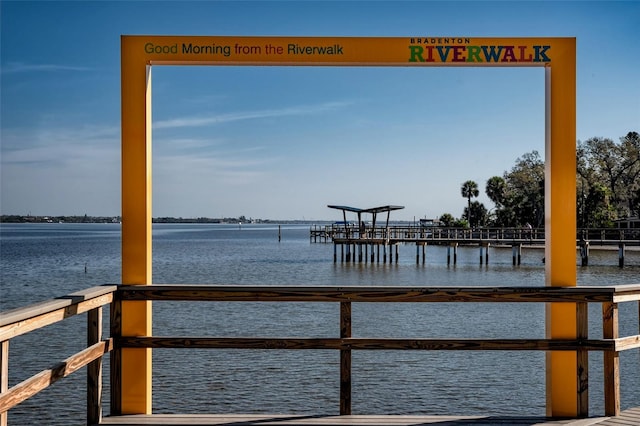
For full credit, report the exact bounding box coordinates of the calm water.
[1,223,639,425]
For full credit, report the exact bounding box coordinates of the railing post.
[576,302,588,417]
[1,340,8,426]
[340,301,351,415]
[110,294,122,415]
[602,302,620,416]
[87,306,103,425]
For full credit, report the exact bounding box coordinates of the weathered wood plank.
[0,290,114,342]
[612,293,640,303]
[87,307,103,425]
[577,302,589,417]
[96,413,614,425]
[602,302,620,417]
[0,339,112,413]
[596,407,640,425]
[118,285,621,303]
[110,296,122,416]
[117,336,616,351]
[0,285,117,326]
[0,340,8,426]
[614,334,640,351]
[340,301,351,416]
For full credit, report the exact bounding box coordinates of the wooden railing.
[311,225,640,245]
[0,285,116,426]
[1,284,639,424]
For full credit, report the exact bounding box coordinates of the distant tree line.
[0,214,121,224]
[0,215,256,224]
[440,131,639,229]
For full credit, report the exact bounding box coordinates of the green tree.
[460,180,479,226]
[579,132,640,224]
[503,151,545,227]
[485,176,506,208]
[463,201,488,228]
[453,218,469,228]
[438,213,455,227]
[583,137,625,218]
[585,182,617,227]
[619,131,640,217]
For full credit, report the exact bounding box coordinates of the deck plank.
[97,413,613,425]
[595,407,640,425]
[97,407,640,426]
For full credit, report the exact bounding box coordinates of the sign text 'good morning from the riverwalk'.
[131,36,565,65]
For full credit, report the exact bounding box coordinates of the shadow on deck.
[98,407,640,425]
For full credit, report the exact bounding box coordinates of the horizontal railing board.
[117,285,628,303]
[611,284,640,302]
[117,336,617,352]
[615,335,640,351]
[0,339,112,413]
[0,285,117,327]
[0,291,114,342]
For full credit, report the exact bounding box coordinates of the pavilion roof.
[327,205,404,214]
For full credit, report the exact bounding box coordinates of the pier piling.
[512,244,522,266]
[618,243,625,268]
[580,241,590,266]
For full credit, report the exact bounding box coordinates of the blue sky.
[1,1,638,221]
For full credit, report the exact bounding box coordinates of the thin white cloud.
[1,62,92,74]
[1,124,119,166]
[154,101,352,129]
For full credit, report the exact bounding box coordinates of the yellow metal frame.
[121,35,576,416]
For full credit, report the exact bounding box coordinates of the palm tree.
[461,180,480,226]
[485,176,506,207]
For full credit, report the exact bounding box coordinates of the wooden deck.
[98,407,640,425]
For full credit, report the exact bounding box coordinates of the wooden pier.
[311,225,640,266]
[2,284,640,425]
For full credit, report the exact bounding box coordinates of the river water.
[1,223,639,425]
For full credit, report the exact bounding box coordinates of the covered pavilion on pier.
[327,204,405,230]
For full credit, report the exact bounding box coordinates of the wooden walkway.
[98,407,640,425]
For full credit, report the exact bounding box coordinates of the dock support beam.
[479,243,489,265]
[618,243,625,268]
[416,243,425,264]
[447,243,458,266]
[512,244,522,266]
[580,241,589,266]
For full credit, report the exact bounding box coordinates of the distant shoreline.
[0,215,330,225]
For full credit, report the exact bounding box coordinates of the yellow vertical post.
[120,36,153,414]
[544,38,578,417]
